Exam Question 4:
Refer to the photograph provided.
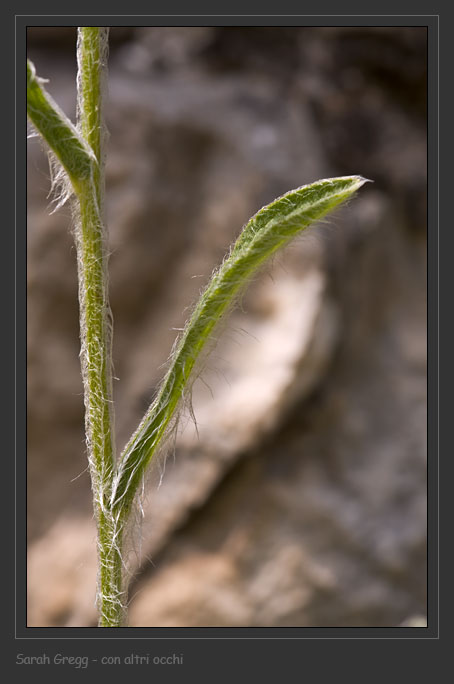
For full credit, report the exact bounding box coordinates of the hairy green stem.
[76,27,123,627]
[28,29,121,626]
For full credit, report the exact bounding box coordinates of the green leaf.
[27,59,96,190]
[111,175,369,515]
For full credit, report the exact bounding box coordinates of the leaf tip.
[355,175,374,186]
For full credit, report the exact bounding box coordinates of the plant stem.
[76,27,122,627]
[28,28,125,627]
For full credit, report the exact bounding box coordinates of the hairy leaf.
[111,175,369,514]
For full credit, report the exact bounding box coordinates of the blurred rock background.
[27,26,427,627]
